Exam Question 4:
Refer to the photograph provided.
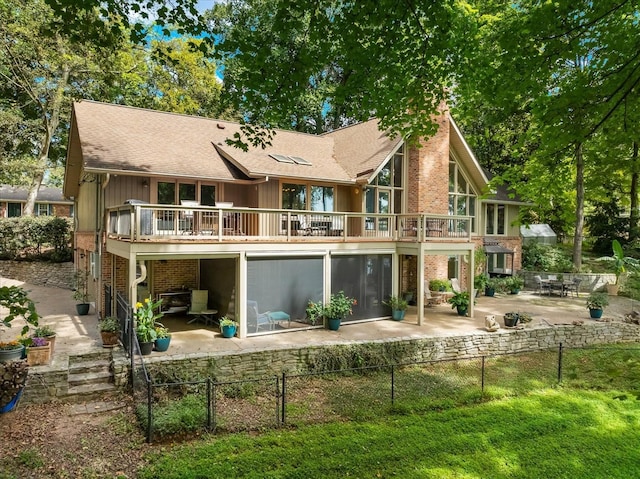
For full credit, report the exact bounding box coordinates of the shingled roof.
[66,101,391,195]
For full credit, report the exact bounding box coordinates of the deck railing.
[105,204,471,243]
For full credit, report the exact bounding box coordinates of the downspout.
[97,174,110,317]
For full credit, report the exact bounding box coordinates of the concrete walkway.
[3,275,639,361]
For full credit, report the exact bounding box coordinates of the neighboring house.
[63,100,525,338]
[0,185,74,218]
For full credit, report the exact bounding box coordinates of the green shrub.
[0,216,72,261]
[137,394,207,437]
[522,242,573,272]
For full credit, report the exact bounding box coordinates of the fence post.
[206,378,212,431]
[146,381,153,443]
[481,356,485,398]
[275,376,280,427]
[212,382,217,433]
[558,342,564,384]
[391,365,395,406]
[281,372,286,426]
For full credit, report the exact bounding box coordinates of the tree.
[457,0,640,270]
[0,0,120,213]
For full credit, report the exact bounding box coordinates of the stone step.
[68,370,113,388]
[66,382,117,398]
[69,350,113,365]
[68,359,111,375]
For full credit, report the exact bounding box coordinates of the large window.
[157,181,215,205]
[7,203,21,217]
[486,203,506,235]
[35,203,52,216]
[364,145,404,231]
[449,159,477,232]
[282,183,333,211]
[247,257,323,330]
[331,254,392,321]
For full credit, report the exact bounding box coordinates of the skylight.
[269,154,312,166]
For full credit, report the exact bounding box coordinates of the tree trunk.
[22,65,71,216]
[630,141,639,242]
[572,141,584,271]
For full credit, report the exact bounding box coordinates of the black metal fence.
[132,343,640,443]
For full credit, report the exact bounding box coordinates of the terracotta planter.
[100,331,119,348]
[27,344,51,366]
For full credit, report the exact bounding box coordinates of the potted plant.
[485,277,502,297]
[474,273,489,296]
[26,336,50,366]
[506,276,525,295]
[0,340,25,363]
[503,312,520,327]
[383,295,409,321]
[598,239,640,295]
[73,269,91,315]
[219,316,238,338]
[448,291,472,316]
[33,325,56,355]
[154,324,171,351]
[134,297,164,355]
[429,279,450,292]
[306,291,357,330]
[99,317,120,348]
[586,292,610,319]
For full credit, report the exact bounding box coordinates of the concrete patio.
[2,276,639,361]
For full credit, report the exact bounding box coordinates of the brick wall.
[151,259,198,297]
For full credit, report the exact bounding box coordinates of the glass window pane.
[378,191,389,214]
[498,205,506,235]
[157,182,175,204]
[377,161,391,186]
[457,173,467,194]
[448,196,455,216]
[486,204,495,235]
[449,162,455,192]
[394,190,402,214]
[7,203,21,217]
[310,186,334,211]
[282,183,306,210]
[365,187,375,214]
[200,185,216,206]
[457,196,466,216]
[179,183,196,202]
[393,151,403,188]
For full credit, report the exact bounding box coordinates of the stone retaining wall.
[22,356,70,404]
[0,260,73,289]
[115,322,640,386]
[21,322,640,404]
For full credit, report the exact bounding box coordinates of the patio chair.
[247,300,273,333]
[565,278,582,297]
[187,290,217,325]
[534,275,551,295]
[424,288,443,307]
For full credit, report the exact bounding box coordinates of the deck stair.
[66,350,116,399]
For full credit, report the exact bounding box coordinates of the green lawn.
[138,387,640,479]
